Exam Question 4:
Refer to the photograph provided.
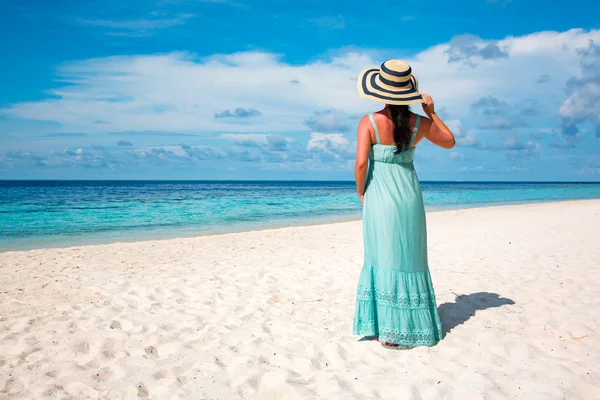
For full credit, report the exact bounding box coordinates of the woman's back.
[362,109,425,270]
[366,110,421,166]
[368,110,422,148]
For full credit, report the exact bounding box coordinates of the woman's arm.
[420,93,456,149]
[354,116,372,206]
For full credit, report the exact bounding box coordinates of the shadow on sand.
[355,292,515,343]
[438,292,515,336]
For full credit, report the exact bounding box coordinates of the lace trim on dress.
[356,286,436,309]
[352,320,443,346]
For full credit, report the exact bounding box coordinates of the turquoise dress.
[352,113,443,347]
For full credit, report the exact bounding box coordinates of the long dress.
[352,113,443,347]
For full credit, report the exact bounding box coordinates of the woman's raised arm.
[419,93,456,149]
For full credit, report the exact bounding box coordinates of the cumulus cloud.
[130,144,226,164]
[1,151,47,167]
[445,34,509,67]
[132,147,189,164]
[132,143,289,164]
[2,137,357,172]
[500,135,540,159]
[3,28,600,178]
[0,146,127,169]
[536,74,550,84]
[303,110,349,132]
[179,144,227,160]
[472,96,512,116]
[220,133,292,152]
[449,117,538,156]
[476,118,523,130]
[445,119,487,149]
[1,144,228,170]
[520,99,539,117]
[558,40,600,142]
[3,29,599,141]
[306,133,354,160]
[266,134,291,151]
[471,95,538,130]
[549,123,583,148]
[459,134,488,149]
[215,108,261,119]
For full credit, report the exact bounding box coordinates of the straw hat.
[357,60,424,105]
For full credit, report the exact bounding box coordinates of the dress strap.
[368,113,381,144]
[409,115,421,147]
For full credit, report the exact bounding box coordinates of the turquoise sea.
[1,180,599,251]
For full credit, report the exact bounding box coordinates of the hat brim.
[357,67,425,105]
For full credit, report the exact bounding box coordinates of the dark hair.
[388,104,411,154]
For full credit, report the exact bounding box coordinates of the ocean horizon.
[2,179,600,251]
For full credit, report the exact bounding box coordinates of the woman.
[352,60,456,349]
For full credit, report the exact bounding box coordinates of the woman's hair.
[387,104,411,154]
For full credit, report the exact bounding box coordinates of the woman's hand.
[359,194,364,207]
[421,93,435,117]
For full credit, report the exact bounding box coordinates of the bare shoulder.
[357,114,372,131]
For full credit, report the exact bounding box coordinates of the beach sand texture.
[1,200,599,399]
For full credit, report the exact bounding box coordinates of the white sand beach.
[1,200,599,399]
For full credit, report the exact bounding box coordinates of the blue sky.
[0,0,599,181]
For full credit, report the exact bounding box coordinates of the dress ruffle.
[352,264,443,347]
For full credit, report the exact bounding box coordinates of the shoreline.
[3,179,600,183]
[1,199,599,398]
[2,197,599,253]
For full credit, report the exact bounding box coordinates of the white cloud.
[129,144,227,164]
[220,133,293,152]
[304,110,349,132]
[2,28,600,152]
[444,119,463,136]
[446,119,488,149]
[306,133,354,159]
[133,145,190,158]
[445,34,509,67]
[558,41,600,141]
